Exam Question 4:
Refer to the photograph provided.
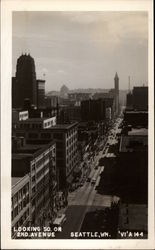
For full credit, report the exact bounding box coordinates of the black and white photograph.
[1,0,154,249]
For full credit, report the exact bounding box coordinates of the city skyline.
[12,11,148,92]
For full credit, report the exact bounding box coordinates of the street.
[55,118,123,238]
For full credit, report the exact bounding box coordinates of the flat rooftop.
[120,135,148,152]
[50,122,78,130]
[12,153,33,160]
[12,142,55,158]
[119,204,147,231]
[128,128,148,136]
[18,117,55,122]
[12,177,22,187]
[125,111,148,114]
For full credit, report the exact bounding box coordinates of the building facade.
[12,54,37,108]
[81,99,106,122]
[37,79,45,109]
[12,140,57,230]
[133,86,148,111]
[126,86,148,111]
[114,72,119,114]
[12,174,30,238]
[16,116,56,130]
[13,123,79,190]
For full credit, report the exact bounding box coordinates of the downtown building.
[126,86,148,111]
[92,72,120,116]
[12,173,30,238]
[117,127,148,238]
[37,79,45,109]
[125,85,148,128]
[13,122,79,190]
[12,138,57,237]
[116,87,148,238]
[68,92,92,106]
[12,54,46,109]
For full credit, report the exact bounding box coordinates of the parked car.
[52,214,66,228]
[87,177,91,182]
[91,178,96,185]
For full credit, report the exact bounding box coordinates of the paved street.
[54,118,123,238]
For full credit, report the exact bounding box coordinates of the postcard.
[1,0,154,249]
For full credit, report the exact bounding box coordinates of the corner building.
[12,141,57,228]
[13,122,79,190]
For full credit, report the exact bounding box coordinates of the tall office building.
[133,86,148,111]
[12,54,37,108]
[114,72,119,114]
[81,99,106,122]
[37,79,45,109]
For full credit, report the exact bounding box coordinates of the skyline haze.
[12,11,148,92]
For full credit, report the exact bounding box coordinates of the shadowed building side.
[12,54,37,108]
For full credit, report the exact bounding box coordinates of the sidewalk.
[44,206,68,227]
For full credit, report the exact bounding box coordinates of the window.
[23,186,26,195]
[14,193,18,204]
[18,202,22,212]
[32,176,35,183]
[32,164,35,171]
[11,211,13,220]
[14,206,18,217]
[32,187,36,194]
[19,190,22,200]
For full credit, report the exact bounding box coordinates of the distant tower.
[37,79,45,109]
[13,54,37,108]
[128,76,130,91]
[114,72,119,93]
[114,72,119,114]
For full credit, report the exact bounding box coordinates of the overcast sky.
[12,11,148,92]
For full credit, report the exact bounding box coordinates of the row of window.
[12,183,29,207]
[12,195,29,220]
[66,143,77,155]
[31,156,50,172]
[19,113,28,120]
[44,120,54,128]
[36,164,49,181]
[66,135,77,146]
[12,208,29,230]
[19,123,42,129]
[67,154,78,167]
[66,129,77,138]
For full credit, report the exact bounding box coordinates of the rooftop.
[18,117,55,123]
[12,177,23,187]
[12,141,55,158]
[119,204,147,231]
[120,134,148,152]
[12,153,33,160]
[12,174,30,188]
[128,128,148,136]
[50,122,78,130]
[124,110,148,114]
